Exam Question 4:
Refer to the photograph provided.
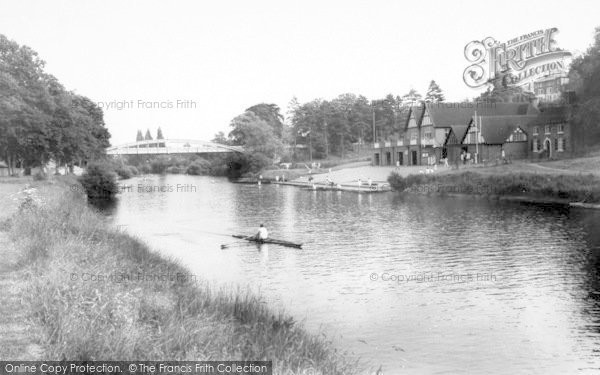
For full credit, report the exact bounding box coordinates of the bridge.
[106,139,244,155]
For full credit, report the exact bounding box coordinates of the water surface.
[110,174,600,374]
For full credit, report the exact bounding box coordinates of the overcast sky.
[1,0,599,145]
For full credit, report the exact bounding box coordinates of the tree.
[425,80,445,102]
[0,35,53,173]
[211,131,230,145]
[229,112,283,155]
[246,103,284,139]
[136,130,143,141]
[144,129,153,140]
[224,111,284,178]
[0,34,111,175]
[401,88,423,107]
[475,71,535,103]
[568,26,600,147]
[156,127,164,140]
[371,94,402,141]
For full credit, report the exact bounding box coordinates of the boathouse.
[461,115,536,163]
[528,106,573,160]
[372,101,547,166]
[372,105,420,166]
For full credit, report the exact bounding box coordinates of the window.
[558,137,565,151]
[424,131,433,139]
[532,139,537,152]
[558,124,564,134]
[507,128,527,142]
[410,132,417,141]
[554,138,558,151]
[533,126,539,135]
[545,125,550,134]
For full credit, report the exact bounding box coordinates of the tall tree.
[476,71,535,103]
[0,35,53,173]
[229,111,283,160]
[401,88,423,107]
[425,80,446,102]
[156,127,164,140]
[144,129,153,140]
[568,26,600,147]
[246,103,284,139]
[136,129,143,141]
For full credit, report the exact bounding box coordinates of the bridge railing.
[105,139,243,155]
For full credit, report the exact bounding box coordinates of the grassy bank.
[3,178,360,373]
[388,171,600,204]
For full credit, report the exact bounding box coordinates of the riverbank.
[387,171,600,206]
[0,177,361,373]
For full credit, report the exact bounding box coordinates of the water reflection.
[110,175,600,374]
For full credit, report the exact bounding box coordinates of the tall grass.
[388,171,600,203]
[7,179,361,373]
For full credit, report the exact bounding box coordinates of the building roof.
[530,105,570,125]
[425,103,475,128]
[417,102,539,129]
[478,115,536,144]
[449,124,469,143]
[474,102,539,117]
[404,105,424,130]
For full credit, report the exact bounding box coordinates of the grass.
[4,178,361,373]
[388,171,600,203]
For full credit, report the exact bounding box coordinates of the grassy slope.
[4,177,360,374]
[388,171,600,204]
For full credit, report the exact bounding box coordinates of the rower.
[256,224,269,241]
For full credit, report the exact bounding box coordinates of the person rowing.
[255,224,269,242]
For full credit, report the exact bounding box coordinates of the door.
[374,153,380,165]
[398,152,403,165]
[411,150,418,165]
[386,152,391,165]
[544,140,551,159]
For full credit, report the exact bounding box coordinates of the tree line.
[0,34,110,175]
[215,81,446,168]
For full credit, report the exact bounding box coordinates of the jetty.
[273,180,391,193]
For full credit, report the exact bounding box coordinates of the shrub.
[388,170,600,203]
[140,164,151,174]
[127,165,139,176]
[186,160,211,175]
[166,166,182,174]
[150,159,169,174]
[387,172,406,191]
[33,171,48,181]
[115,166,133,179]
[78,162,118,200]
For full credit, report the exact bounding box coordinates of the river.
[108,174,600,374]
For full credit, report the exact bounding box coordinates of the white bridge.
[106,139,243,155]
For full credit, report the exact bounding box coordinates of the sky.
[1,0,599,145]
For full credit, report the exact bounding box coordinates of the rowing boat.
[232,234,302,248]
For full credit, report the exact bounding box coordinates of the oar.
[221,236,253,249]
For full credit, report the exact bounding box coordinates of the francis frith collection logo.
[463,27,572,89]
